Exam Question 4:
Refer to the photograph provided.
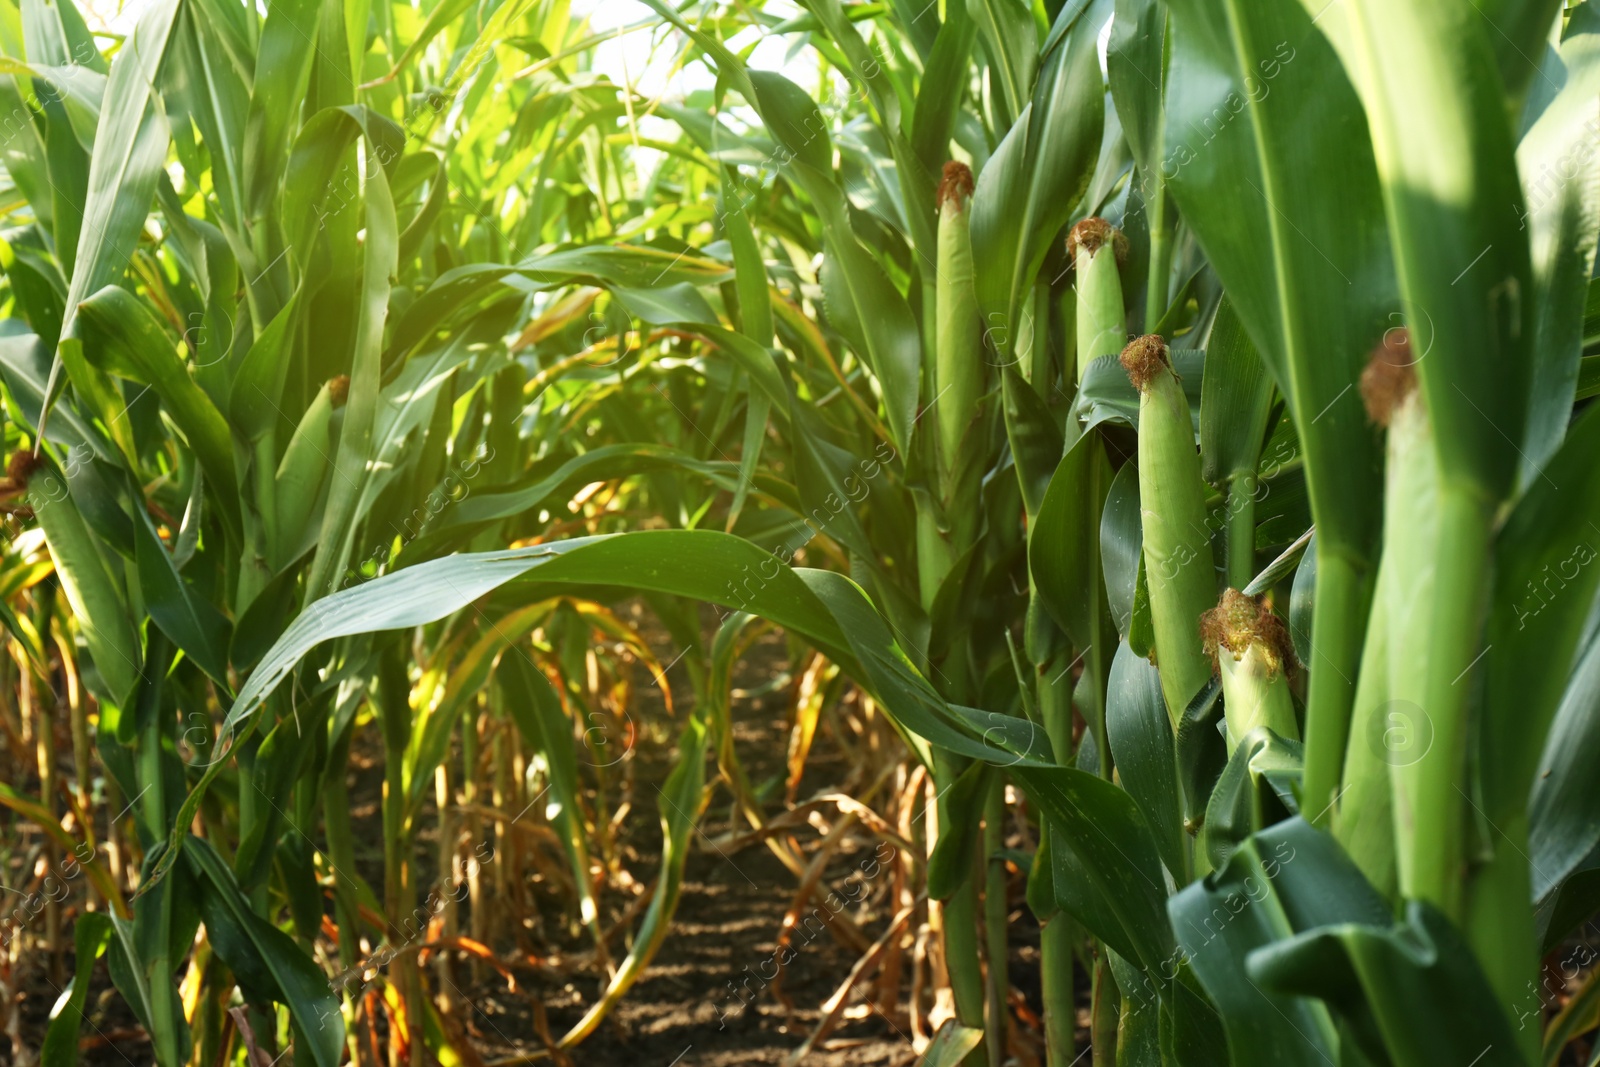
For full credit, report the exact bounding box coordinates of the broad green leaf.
[1000,364,1063,518]
[910,0,975,169]
[305,117,398,600]
[967,0,1037,130]
[132,505,231,689]
[1251,901,1527,1067]
[1170,819,1385,1067]
[919,1020,986,1067]
[1200,727,1301,874]
[927,758,992,899]
[188,838,344,1067]
[1106,638,1185,877]
[30,464,141,707]
[1198,299,1274,494]
[1101,458,1142,638]
[43,0,180,429]
[1309,0,1532,503]
[241,0,319,225]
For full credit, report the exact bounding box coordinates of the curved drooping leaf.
[222,534,852,742]
[1201,727,1302,873]
[1251,901,1527,1067]
[1170,819,1386,1067]
[132,505,231,689]
[30,466,142,708]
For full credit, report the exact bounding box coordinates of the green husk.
[936,161,982,495]
[1123,335,1216,724]
[1071,218,1128,381]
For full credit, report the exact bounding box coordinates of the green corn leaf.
[1515,4,1600,483]
[171,10,248,233]
[305,117,398,601]
[1310,0,1533,504]
[132,504,231,690]
[1170,819,1386,1067]
[1101,458,1142,639]
[1530,628,1600,905]
[1198,299,1274,492]
[1480,403,1600,825]
[910,0,975,170]
[42,0,181,431]
[966,0,1038,130]
[188,838,344,1067]
[1250,901,1527,1067]
[1200,727,1301,874]
[1001,363,1063,519]
[104,899,190,1067]
[927,758,992,900]
[75,285,241,537]
[30,464,141,708]
[1106,638,1185,878]
[241,0,316,225]
[919,1020,986,1067]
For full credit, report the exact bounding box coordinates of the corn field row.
[0,0,1598,1064]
